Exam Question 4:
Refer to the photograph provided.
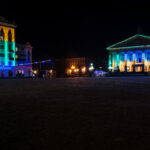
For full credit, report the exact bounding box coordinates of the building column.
[144,51,148,72]
[108,52,112,71]
[116,53,120,68]
[112,52,117,72]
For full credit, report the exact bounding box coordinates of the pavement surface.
[0,77,150,150]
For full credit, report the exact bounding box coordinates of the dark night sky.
[1,1,150,63]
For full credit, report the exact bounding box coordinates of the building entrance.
[133,64,144,72]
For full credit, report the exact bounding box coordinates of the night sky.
[1,1,150,64]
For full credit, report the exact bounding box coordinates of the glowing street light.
[71,65,76,70]
[33,70,38,74]
[89,66,94,71]
[81,67,86,73]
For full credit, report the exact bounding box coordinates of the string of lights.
[18,59,52,66]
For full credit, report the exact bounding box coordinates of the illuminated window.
[137,53,142,63]
[129,53,133,61]
[147,53,150,61]
[15,47,18,52]
[121,54,124,61]
[0,61,5,65]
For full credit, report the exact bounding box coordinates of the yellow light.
[81,67,86,73]
[71,65,75,69]
[33,70,38,74]
[49,69,53,73]
[74,69,79,72]
[15,47,18,52]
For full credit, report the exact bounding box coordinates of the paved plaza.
[0,77,150,150]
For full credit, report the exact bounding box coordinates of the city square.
[0,77,150,149]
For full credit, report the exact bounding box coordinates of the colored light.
[107,34,150,50]
[49,69,53,73]
[71,65,75,69]
[108,54,112,69]
[89,66,94,71]
[81,67,86,73]
[74,69,79,72]
[33,70,38,74]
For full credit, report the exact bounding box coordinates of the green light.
[4,41,8,65]
[108,54,112,68]
[107,34,150,50]
[107,45,150,50]
[117,54,119,66]
[12,42,15,66]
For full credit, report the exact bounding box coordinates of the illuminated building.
[0,17,32,78]
[15,43,32,77]
[107,34,150,73]
[53,57,94,77]
[0,17,16,77]
[32,59,53,78]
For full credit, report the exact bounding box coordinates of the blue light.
[0,66,13,70]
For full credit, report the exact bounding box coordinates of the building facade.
[53,57,94,77]
[0,17,16,77]
[107,34,150,73]
[0,17,32,78]
[15,43,32,77]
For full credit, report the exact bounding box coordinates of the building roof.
[0,16,16,28]
[107,34,150,50]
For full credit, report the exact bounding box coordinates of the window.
[9,62,12,66]
[15,47,18,52]
[8,30,12,42]
[0,29,4,41]
[28,51,30,61]
[129,54,133,61]
[137,53,142,63]
[121,54,124,61]
[0,61,5,65]
[147,53,150,61]
[8,43,12,52]
[16,55,18,59]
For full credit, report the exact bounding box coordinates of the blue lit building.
[107,34,150,73]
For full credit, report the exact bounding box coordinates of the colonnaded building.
[107,34,150,73]
[0,17,32,78]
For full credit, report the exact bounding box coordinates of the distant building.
[15,43,32,77]
[53,57,95,77]
[0,17,32,78]
[32,59,53,78]
[107,34,150,73]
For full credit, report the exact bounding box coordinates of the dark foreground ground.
[0,77,150,150]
